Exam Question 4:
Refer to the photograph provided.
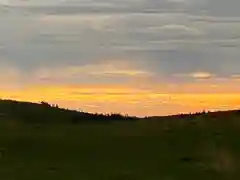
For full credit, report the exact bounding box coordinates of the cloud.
[1,0,240,111]
[90,69,150,76]
[0,0,63,6]
[168,0,187,3]
[32,60,152,84]
[190,15,240,23]
[40,14,108,23]
[3,4,239,77]
[1,0,207,16]
[190,72,214,79]
[175,72,215,79]
[146,24,201,35]
[38,14,119,33]
[230,74,240,80]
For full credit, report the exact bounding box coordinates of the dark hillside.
[0,99,240,179]
[0,99,138,123]
[0,99,240,123]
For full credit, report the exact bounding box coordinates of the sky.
[0,0,240,116]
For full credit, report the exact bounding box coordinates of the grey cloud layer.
[0,0,240,83]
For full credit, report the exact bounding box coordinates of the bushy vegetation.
[0,99,240,180]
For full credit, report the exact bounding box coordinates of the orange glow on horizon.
[0,83,240,117]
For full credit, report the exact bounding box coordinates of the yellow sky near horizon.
[1,83,240,117]
[1,60,240,116]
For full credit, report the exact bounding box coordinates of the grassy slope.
[0,99,240,180]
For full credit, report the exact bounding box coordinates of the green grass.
[1,115,240,180]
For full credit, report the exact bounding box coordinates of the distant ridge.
[0,99,138,123]
[0,99,239,123]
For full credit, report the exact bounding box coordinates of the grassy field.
[1,112,240,180]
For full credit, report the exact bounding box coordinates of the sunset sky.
[0,0,240,116]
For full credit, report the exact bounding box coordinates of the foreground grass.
[1,115,240,180]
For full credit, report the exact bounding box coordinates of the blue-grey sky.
[0,0,240,116]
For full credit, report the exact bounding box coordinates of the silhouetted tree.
[40,101,51,107]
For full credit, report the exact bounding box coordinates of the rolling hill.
[0,99,240,180]
[0,99,138,124]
